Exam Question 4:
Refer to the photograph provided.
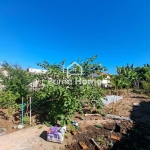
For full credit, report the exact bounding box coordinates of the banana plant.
[110,75,123,95]
[116,64,137,89]
[135,65,150,89]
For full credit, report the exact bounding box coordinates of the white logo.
[67,62,83,78]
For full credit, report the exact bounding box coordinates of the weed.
[38,126,42,129]
[44,121,51,127]
[24,116,30,124]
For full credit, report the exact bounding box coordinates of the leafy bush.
[142,81,150,96]
[0,91,20,108]
[32,56,107,126]
[0,91,20,116]
[0,62,35,100]
[24,115,30,124]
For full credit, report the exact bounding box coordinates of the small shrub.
[38,126,42,129]
[24,116,30,124]
[142,81,150,96]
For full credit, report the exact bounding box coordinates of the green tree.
[78,55,107,77]
[0,91,20,117]
[110,74,131,95]
[33,56,106,126]
[0,61,35,100]
[116,64,137,89]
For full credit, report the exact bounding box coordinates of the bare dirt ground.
[0,124,76,150]
[0,109,36,134]
[0,91,150,150]
[66,91,150,150]
[104,91,150,122]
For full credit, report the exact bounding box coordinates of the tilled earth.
[65,120,150,150]
[65,91,150,150]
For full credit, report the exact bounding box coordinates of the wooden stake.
[22,97,24,126]
[30,97,32,125]
[27,95,29,116]
[91,138,102,150]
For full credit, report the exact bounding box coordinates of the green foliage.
[78,55,107,77]
[110,75,124,91]
[64,133,68,138]
[38,126,43,129]
[110,74,132,95]
[0,91,20,116]
[32,56,106,126]
[44,121,51,127]
[116,64,137,88]
[0,61,35,99]
[135,65,150,81]
[114,64,150,95]
[142,81,150,96]
[0,91,20,108]
[94,124,103,128]
[116,64,135,78]
[24,115,30,124]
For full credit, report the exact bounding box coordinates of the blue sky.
[0,0,150,74]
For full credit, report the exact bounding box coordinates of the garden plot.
[65,119,150,150]
[63,92,150,150]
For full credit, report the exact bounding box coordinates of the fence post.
[22,97,24,126]
[30,97,32,125]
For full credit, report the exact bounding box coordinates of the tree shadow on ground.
[33,111,47,124]
[13,111,21,122]
[0,110,11,120]
[111,101,150,150]
[0,110,6,119]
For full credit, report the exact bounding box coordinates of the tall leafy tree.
[78,55,107,77]
[0,61,35,99]
[116,64,138,88]
[33,56,107,125]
